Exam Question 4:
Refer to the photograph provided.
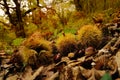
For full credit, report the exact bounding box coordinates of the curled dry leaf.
[55,59,85,80]
[72,66,85,80]
[55,59,86,80]
[107,56,118,75]
[40,64,55,80]
[97,37,117,56]
[94,54,110,70]
[115,50,120,76]
[45,72,59,80]
[21,66,33,80]
[80,66,105,80]
[77,56,85,62]
[21,66,44,80]
[6,74,19,80]
[61,57,71,64]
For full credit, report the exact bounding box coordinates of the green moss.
[12,38,24,46]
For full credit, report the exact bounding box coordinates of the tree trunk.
[13,0,25,38]
[104,0,107,10]
[3,0,13,24]
[74,0,83,11]
[3,0,25,38]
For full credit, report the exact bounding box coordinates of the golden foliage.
[22,31,43,47]
[56,33,77,56]
[77,25,102,47]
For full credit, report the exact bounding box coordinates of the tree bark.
[2,0,25,37]
[13,0,25,37]
[74,0,82,11]
[104,0,107,10]
[3,0,13,24]
[37,0,39,6]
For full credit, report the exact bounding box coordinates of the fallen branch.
[103,37,117,49]
[113,37,120,48]
[97,37,118,56]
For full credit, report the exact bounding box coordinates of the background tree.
[74,0,83,11]
[0,0,25,37]
[0,0,43,37]
[0,0,120,38]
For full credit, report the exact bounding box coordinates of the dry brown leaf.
[108,56,118,75]
[115,50,120,68]
[45,72,59,80]
[21,66,33,80]
[94,54,110,70]
[80,66,105,80]
[72,66,85,80]
[32,66,44,80]
[21,66,43,80]
[6,74,19,80]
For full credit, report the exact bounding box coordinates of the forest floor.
[0,11,120,80]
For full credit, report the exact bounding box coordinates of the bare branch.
[22,7,37,17]
[0,2,5,6]
[22,6,45,17]
[13,0,22,22]
[3,0,13,24]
